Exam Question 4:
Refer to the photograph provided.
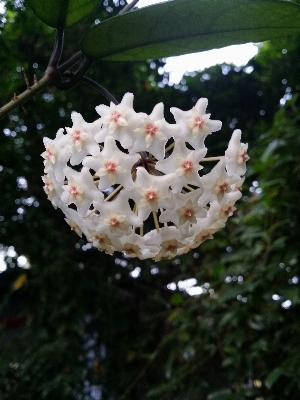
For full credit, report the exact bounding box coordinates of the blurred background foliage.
[0,0,300,399]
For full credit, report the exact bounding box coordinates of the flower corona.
[41,93,249,261]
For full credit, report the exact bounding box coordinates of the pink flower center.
[184,208,194,218]
[69,186,79,196]
[240,151,248,161]
[145,123,158,137]
[44,183,53,193]
[110,110,122,123]
[45,148,53,160]
[110,218,120,227]
[145,190,158,202]
[95,235,105,243]
[223,205,233,216]
[218,182,229,192]
[71,130,81,142]
[193,116,205,128]
[166,243,178,251]
[105,161,117,174]
[182,160,194,173]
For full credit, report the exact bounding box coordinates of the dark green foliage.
[81,0,300,61]
[24,0,100,29]
[0,1,300,399]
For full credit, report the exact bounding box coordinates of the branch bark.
[0,72,54,121]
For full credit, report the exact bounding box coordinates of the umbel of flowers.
[41,93,249,261]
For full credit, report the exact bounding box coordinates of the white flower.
[41,129,70,182]
[145,226,188,260]
[130,102,179,160]
[42,172,64,208]
[131,167,175,220]
[170,98,222,149]
[65,112,101,165]
[95,93,144,149]
[156,138,206,193]
[87,230,121,255]
[225,129,250,175]
[94,191,142,236]
[83,136,139,190]
[62,166,104,216]
[200,158,240,203]
[159,189,206,237]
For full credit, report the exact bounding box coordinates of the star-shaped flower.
[144,226,188,259]
[156,138,206,193]
[95,93,145,149]
[87,230,121,255]
[129,103,179,160]
[41,129,70,182]
[200,158,240,203]
[62,166,104,216]
[65,112,101,165]
[131,167,175,220]
[118,234,159,259]
[62,206,95,238]
[170,98,222,149]
[159,189,206,237]
[83,136,140,190]
[42,172,64,208]
[94,191,143,237]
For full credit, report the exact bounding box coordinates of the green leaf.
[265,367,284,389]
[281,286,299,304]
[218,285,245,302]
[208,389,243,400]
[170,293,184,305]
[25,0,99,29]
[81,0,300,61]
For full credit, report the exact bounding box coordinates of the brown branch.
[0,72,54,120]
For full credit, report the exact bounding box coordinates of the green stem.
[202,156,221,162]
[152,211,160,232]
[105,185,123,201]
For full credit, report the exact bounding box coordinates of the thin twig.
[152,211,160,232]
[81,76,119,104]
[120,337,165,399]
[165,142,175,153]
[85,208,97,218]
[105,185,123,202]
[183,185,194,192]
[21,67,30,89]
[201,156,221,162]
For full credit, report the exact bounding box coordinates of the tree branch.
[0,73,54,121]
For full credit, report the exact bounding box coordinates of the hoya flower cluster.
[41,93,249,261]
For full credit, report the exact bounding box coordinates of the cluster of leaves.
[0,0,300,399]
